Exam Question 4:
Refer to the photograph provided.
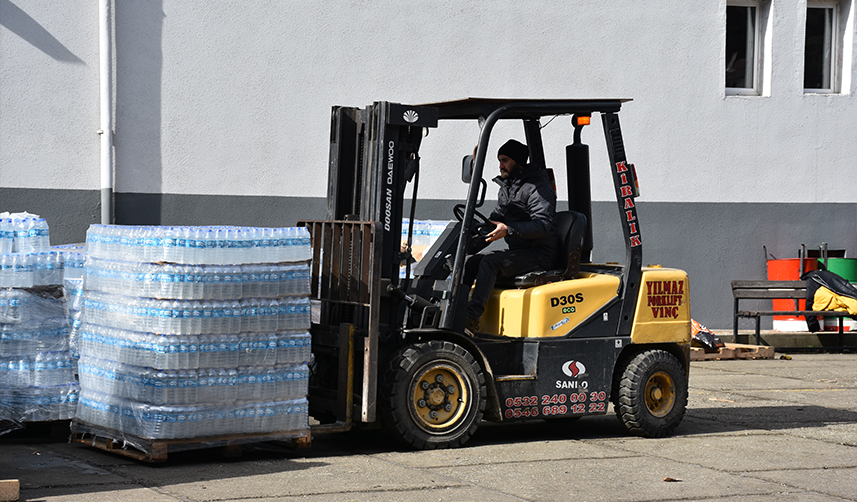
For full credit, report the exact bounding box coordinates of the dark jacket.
[489,165,558,262]
[803,269,857,332]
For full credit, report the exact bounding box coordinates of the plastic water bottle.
[207,300,222,335]
[14,356,31,388]
[241,299,260,334]
[298,332,311,363]
[197,367,216,403]
[275,333,292,365]
[64,252,85,281]
[224,367,238,403]
[115,226,130,262]
[225,334,240,367]
[224,265,240,300]
[247,265,263,297]
[190,266,204,299]
[139,227,154,263]
[32,252,46,285]
[257,266,271,298]
[187,334,200,368]
[101,225,116,258]
[230,299,244,333]
[271,228,288,263]
[210,267,225,300]
[187,226,203,265]
[0,218,13,254]
[237,266,250,298]
[259,298,276,332]
[13,218,31,253]
[84,225,100,257]
[162,227,178,263]
[260,227,277,263]
[126,226,141,263]
[264,332,279,364]
[33,351,56,387]
[178,369,198,404]
[196,334,211,368]
[261,366,277,401]
[13,253,33,288]
[46,251,62,284]
[180,299,193,335]
[146,369,166,404]
[32,218,50,251]
[0,254,12,287]
[177,227,192,264]
[173,265,187,300]
[227,228,242,265]
[198,334,214,368]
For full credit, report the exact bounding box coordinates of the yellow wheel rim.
[645,371,676,418]
[410,363,470,433]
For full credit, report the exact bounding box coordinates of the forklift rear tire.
[615,349,687,438]
[381,340,486,449]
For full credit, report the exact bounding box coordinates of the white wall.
[2,0,855,202]
[0,0,99,190]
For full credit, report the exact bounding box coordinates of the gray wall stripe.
[2,188,855,330]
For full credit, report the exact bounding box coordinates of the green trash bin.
[825,258,857,283]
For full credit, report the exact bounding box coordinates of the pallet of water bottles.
[72,223,315,461]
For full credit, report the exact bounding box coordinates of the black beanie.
[498,139,529,166]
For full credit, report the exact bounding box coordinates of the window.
[805,3,838,92]
[726,4,760,94]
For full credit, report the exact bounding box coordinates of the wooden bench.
[732,280,853,347]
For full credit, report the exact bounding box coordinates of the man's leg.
[463,253,483,290]
[466,248,543,322]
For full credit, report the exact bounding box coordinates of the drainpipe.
[98,0,113,224]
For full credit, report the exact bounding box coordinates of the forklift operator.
[464,139,559,333]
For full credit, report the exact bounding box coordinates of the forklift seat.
[499,210,587,288]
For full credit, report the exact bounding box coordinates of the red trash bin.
[766,258,818,331]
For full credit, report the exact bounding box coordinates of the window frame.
[804,1,840,94]
[725,1,763,96]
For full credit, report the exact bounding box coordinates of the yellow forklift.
[301,98,690,449]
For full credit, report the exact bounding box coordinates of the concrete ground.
[2,353,856,502]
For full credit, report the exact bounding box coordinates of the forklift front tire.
[615,349,687,438]
[381,340,486,449]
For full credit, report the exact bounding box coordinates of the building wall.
[2,0,856,328]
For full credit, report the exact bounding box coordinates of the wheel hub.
[645,371,676,418]
[410,363,469,432]
[427,388,446,406]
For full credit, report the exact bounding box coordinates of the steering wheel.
[453,204,494,238]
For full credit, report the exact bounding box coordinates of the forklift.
[300,98,691,449]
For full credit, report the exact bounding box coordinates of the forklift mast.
[327,102,438,287]
[303,102,437,426]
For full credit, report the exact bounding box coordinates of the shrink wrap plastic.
[1,288,78,424]
[72,224,312,452]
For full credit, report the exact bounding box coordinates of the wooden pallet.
[0,479,19,502]
[691,342,775,361]
[73,423,310,463]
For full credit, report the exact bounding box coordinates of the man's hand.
[486,220,508,242]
